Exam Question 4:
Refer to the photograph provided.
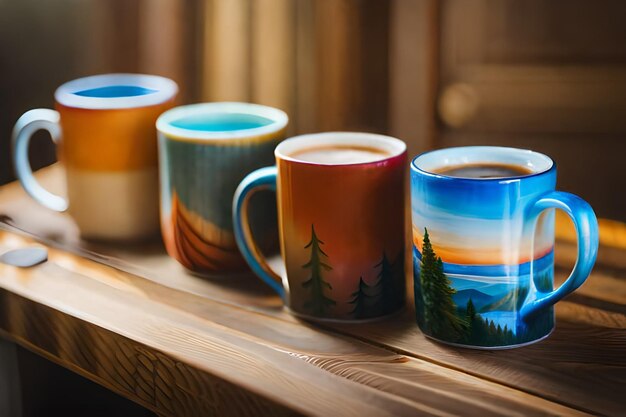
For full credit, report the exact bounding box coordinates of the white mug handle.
[12,109,67,212]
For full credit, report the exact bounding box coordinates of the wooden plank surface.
[0,165,624,416]
[0,229,591,417]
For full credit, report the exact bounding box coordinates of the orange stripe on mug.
[56,100,174,171]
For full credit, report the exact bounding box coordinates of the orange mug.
[234,132,407,321]
[12,74,178,240]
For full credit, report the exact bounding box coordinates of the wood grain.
[325,301,625,416]
[0,166,623,416]
[0,230,590,417]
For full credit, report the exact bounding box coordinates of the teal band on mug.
[158,102,287,275]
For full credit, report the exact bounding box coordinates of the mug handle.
[520,191,599,321]
[233,166,286,299]
[12,109,68,212]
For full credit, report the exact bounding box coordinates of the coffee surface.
[434,163,533,178]
[290,145,391,164]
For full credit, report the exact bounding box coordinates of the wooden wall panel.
[251,0,296,133]
[389,0,439,156]
[199,0,392,135]
[294,0,317,134]
[313,0,390,133]
[313,0,361,131]
[357,1,390,134]
[438,0,626,134]
[138,0,197,102]
[202,0,251,102]
[97,0,141,73]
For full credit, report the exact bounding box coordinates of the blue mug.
[411,146,598,349]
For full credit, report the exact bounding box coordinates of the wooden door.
[436,0,626,219]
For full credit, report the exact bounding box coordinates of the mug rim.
[275,131,407,167]
[411,146,555,182]
[156,102,288,142]
[55,73,178,110]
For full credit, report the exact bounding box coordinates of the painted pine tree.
[349,277,371,319]
[419,228,465,341]
[414,247,426,328]
[464,298,477,344]
[302,225,336,316]
[374,252,397,314]
[466,298,476,321]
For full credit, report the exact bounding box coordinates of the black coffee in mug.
[434,163,533,179]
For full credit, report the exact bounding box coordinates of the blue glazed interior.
[73,85,158,98]
[169,113,274,132]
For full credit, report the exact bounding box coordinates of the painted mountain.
[452,289,498,312]
[413,241,555,347]
[453,287,529,313]
[480,286,529,312]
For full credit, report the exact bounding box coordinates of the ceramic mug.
[411,146,599,349]
[157,102,288,275]
[233,132,407,321]
[12,73,178,240]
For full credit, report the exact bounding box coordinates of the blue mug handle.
[233,166,286,299]
[520,191,599,321]
[12,109,68,212]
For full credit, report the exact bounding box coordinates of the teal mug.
[156,102,288,275]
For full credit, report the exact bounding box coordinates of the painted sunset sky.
[412,193,555,266]
[279,155,405,317]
